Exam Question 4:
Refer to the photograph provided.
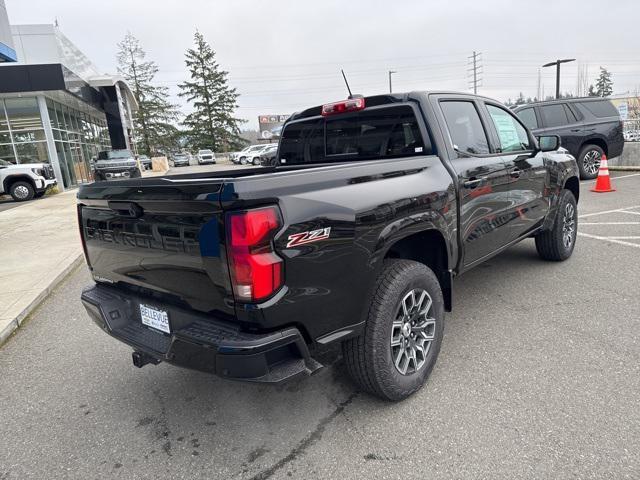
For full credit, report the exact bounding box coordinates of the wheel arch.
[564,175,580,202]
[4,174,36,193]
[384,229,453,312]
[580,138,608,157]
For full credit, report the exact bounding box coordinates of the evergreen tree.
[179,31,245,152]
[116,33,180,156]
[587,85,598,97]
[595,67,613,97]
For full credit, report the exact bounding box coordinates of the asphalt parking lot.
[1,173,639,480]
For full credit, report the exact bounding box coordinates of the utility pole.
[388,70,396,93]
[536,68,541,101]
[542,58,575,99]
[467,51,482,94]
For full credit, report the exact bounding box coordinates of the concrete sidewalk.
[0,190,83,344]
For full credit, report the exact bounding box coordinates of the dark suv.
[514,98,623,179]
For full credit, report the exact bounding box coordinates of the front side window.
[486,105,531,152]
[440,101,489,155]
[541,104,568,128]
[516,108,538,130]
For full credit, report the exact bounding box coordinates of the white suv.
[197,149,216,164]
[0,160,57,201]
[238,144,277,165]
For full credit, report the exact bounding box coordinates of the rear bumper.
[80,284,321,383]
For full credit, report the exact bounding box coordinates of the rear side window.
[278,105,428,165]
[516,108,538,129]
[578,100,619,118]
[440,101,489,155]
[540,104,569,128]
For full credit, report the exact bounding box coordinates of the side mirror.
[537,135,560,152]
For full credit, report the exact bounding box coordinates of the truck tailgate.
[77,180,234,317]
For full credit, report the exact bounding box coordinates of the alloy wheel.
[562,202,576,249]
[583,150,602,176]
[390,289,436,375]
[14,185,30,200]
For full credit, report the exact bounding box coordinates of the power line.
[467,51,482,94]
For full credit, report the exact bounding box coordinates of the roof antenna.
[341,69,353,99]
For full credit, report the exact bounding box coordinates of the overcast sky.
[6,0,640,129]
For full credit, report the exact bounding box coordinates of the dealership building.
[0,1,137,190]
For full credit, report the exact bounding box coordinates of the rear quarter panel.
[222,157,456,342]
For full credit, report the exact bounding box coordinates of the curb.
[609,166,640,171]
[0,253,84,346]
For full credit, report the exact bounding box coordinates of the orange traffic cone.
[590,154,616,193]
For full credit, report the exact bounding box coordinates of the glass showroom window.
[0,100,16,163]
[2,97,50,165]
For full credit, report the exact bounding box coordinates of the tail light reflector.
[227,206,283,302]
[321,98,365,116]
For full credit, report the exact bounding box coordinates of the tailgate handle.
[108,201,144,218]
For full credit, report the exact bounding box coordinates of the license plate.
[139,304,170,334]
[113,172,123,177]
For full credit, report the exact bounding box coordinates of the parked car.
[78,92,579,401]
[258,145,278,166]
[244,144,278,165]
[137,155,152,170]
[197,149,216,165]
[514,97,624,179]
[623,130,640,142]
[0,159,57,201]
[171,154,190,167]
[236,144,276,165]
[92,150,141,182]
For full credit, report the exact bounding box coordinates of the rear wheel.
[577,144,604,180]
[342,260,445,401]
[535,189,577,261]
[9,181,35,202]
[252,157,261,166]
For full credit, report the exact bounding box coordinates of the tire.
[240,157,247,165]
[535,189,577,261]
[131,168,142,178]
[342,259,445,401]
[9,181,35,202]
[577,144,604,180]
[252,157,261,166]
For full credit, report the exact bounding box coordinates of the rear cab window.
[278,105,430,165]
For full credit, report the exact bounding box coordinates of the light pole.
[542,58,575,99]
[388,70,396,93]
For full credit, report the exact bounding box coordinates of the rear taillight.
[226,206,283,302]
[321,97,365,116]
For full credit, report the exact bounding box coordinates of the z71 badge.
[286,227,331,248]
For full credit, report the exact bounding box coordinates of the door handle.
[463,177,485,189]
[570,128,581,132]
[510,168,521,179]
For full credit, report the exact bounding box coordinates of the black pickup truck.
[78,92,579,401]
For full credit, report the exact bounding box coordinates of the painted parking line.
[582,172,640,183]
[620,210,640,216]
[579,205,640,218]
[580,222,640,225]
[578,232,640,249]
